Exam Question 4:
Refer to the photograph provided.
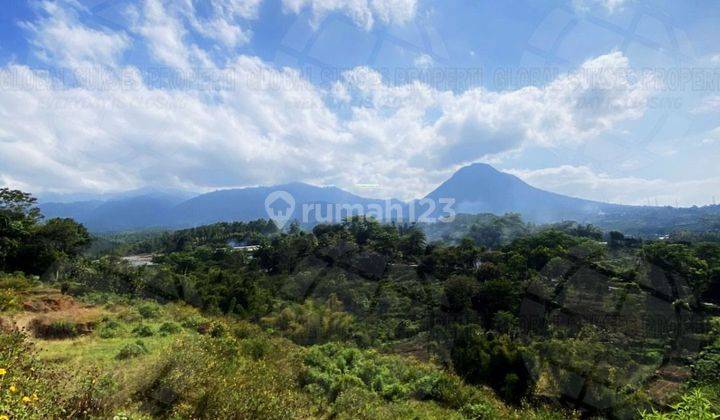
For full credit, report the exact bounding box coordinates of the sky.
[0,0,719,206]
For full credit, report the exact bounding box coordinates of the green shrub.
[304,342,481,407]
[181,315,208,330]
[117,308,142,323]
[132,324,154,337]
[241,338,270,360]
[641,389,719,419]
[59,281,89,296]
[159,322,182,335]
[0,273,34,291]
[131,336,315,419]
[461,401,499,419]
[137,302,161,319]
[98,319,123,339]
[209,322,227,338]
[30,319,84,339]
[0,331,115,418]
[0,331,62,417]
[232,322,262,339]
[451,324,533,402]
[692,345,720,385]
[116,340,149,360]
[60,368,118,417]
[0,289,20,312]
[260,296,354,345]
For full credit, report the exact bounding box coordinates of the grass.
[4,288,576,419]
[36,333,182,366]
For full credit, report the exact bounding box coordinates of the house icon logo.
[264,191,295,229]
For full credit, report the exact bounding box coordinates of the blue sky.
[0,0,719,206]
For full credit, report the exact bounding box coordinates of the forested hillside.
[1,188,719,419]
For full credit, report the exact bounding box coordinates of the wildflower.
[0,368,6,376]
[22,396,32,404]
[0,415,9,420]
[8,385,16,393]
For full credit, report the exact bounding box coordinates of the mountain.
[39,183,401,232]
[39,163,696,232]
[40,192,189,231]
[424,163,626,223]
[171,182,391,227]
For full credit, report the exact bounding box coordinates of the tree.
[642,242,709,301]
[13,218,91,276]
[0,188,42,271]
[0,188,41,225]
[399,225,426,260]
[450,324,533,402]
[443,276,478,317]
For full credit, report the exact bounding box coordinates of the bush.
[259,297,354,345]
[0,273,34,291]
[451,325,533,402]
[137,302,161,319]
[131,336,315,419]
[60,368,118,417]
[0,289,20,312]
[158,322,181,335]
[30,319,88,339]
[181,315,208,330]
[0,331,62,417]
[59,281,89,296]
[98,319,123,339]
[241,338,270,360]
[209,322,227,338]
[461,401,499,419]
[132,324,154,337]
[232,322,262,339]
[641,389,719,419]
[302,342,500,411]
[0,331,115,417]
[116,340,149,360]
[692,345,720,385]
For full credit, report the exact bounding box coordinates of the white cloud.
[182,0,262,48]
[508,165,720,207]
[281,0,418,30]
[21,1,129,69]
[0,61,346,194]
[413,54,433,70]
[335,52,655,174]
[129,0,262,73]
[573,0,631,13]
[0,2,659,202]
[693,95,720,114]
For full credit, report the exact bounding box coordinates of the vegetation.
[0,188,719,418]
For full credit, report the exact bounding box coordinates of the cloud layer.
[0,0,672,204]
[282,0,418,30]
[509,165,720,207]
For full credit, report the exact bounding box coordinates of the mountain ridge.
[37,163,696,232]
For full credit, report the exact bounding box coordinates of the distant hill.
[37,163,720,234]
[170,182,391,227]
[40,193,187,231]
[423,163,626,223]
[39,183,400,232]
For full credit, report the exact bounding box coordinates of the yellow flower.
[22,396,32,404]
[0,368,6,376]
[8,385,16,393]
[0,415,9,420]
